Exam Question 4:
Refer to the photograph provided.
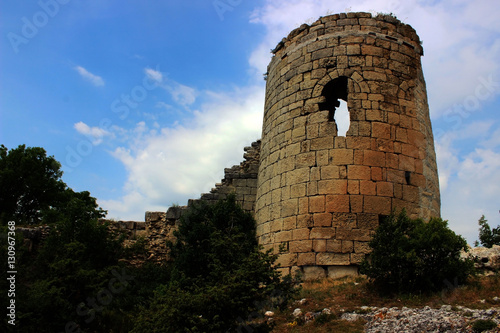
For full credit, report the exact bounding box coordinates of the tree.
[132,196,298,333]
[360,210,475,294]
[475,215,500,248]
[0,144,105,225]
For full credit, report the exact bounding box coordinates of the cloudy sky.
[1,0,499,244]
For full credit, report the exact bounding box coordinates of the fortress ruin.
[108,12,441,280]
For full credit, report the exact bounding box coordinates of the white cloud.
[166,82,197,107]
[74,121,113,145]
[101,85,264,220]
[437,120,500,243]
[145,67,163,83]
[440,146,500,243]
[74,66,105,87]
[156,101,172,110]
[145,67,197,107]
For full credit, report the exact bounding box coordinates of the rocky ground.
[345,305,499,332]
[285,303,500,332]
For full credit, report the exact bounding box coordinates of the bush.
[132,195,299,332]
[472,319,497,332]
[475,215,500,248]
[360,210,475,294]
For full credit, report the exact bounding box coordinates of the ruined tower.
[254,12,440,279]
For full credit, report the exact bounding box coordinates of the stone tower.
[254,12,440,279]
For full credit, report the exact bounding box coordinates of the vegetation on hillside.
[360,210,475,294]
[475,215,500,248]
[0,145,298,332]
[1,145,494,332]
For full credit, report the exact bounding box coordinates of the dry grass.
[270,274,500,332]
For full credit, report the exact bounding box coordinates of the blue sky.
[1,0,499,244]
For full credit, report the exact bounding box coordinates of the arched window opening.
[319,76,351,136]
[335,100,350,136]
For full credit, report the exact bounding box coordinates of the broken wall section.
[104,140,263,264]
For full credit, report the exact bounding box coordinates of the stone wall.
[189,140,261,213]
[254,12,441,280]
[102,140,262,263]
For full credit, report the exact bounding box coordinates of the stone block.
[289,240,313,253]
[275,230,292,243]
[145,211,165,223]
[360,180,377,195]
[311,136,333,150]
[310,167,321,181]
[313,213,332,227]
[346,44,361,55]
[330,149,354,165]
[327,266,359,279]
[302,266,327,280]
[312,48,333,60]
[276,253,298,267]
[318,179,348,195]
[327,239,342,252]
[290,183,306,198]
[309,195,325,213]
[286,167,310,185]
[292,228,310,240]
[347,165,371,180]
[317,253,350,265]
[396,127,408,142]
[346,136,373,150]
[371,167,384,181]
[313,239,327,252]
[403,185,419,203]
[357,213,379,230]
[350,195,364,212]
[310,227,336,239]
[299,198,309,214]
[402,143,419,158]
[342,240,354,253]
[350,253,365,264]
[283,216,297,230]
[377,181,394,197]
[332,213,357,229]
[354,241,371,254]
[296,152,316,168]
[297,214,313,228]
[320,165,339,179]
[399,155,416,172]
[297,253,316,266]
[372,122,391,139]
[363,150,386,167]
[364,195,391,215]
[348,180,360,194]
[325,194,350,213]
[316,150,329,166]
[282,198,298,217]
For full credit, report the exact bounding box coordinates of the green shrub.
[472,319,497,332]
[132,195,299,332]
[360,210,475,294]
[475,215,500,248]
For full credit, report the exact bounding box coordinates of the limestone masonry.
[106,12,442,279]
